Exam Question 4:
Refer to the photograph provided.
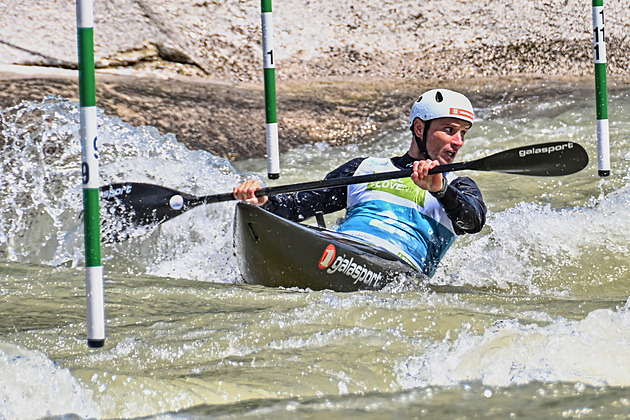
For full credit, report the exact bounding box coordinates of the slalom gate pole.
[592,0,611,177]
[261,0,280,179]
[76,0,105,348]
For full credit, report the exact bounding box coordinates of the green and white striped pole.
[261,0,280,179]
[76,0,105,348]
[592,0,610,177]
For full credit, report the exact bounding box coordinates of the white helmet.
[408,89,474,127]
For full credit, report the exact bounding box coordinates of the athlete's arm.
[432,176,486,234]
[263,158,367,222]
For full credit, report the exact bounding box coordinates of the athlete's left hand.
[411,160,444,192]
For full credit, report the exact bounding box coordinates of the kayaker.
[233,88,487,277]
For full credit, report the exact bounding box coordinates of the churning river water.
[1,82,630,419]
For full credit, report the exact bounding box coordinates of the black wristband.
[431,178,448,199]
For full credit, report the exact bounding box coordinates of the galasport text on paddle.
[99,141,589,241]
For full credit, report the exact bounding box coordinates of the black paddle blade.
[100,183,195,242]
[475,141,589,176]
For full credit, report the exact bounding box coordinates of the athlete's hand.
[233,179,269,206]
[411,160,444,193]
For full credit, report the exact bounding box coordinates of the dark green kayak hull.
[234,202,425,291]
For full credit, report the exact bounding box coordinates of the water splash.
[433,183,630,298]
[0,342,100,419]
[0,97,248,281]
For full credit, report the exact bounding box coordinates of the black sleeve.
[431,176,487,235]
[263,158,366,222]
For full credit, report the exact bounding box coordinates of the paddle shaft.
[186,141,589,205]
[195,164,459,205]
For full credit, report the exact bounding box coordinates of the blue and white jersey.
[335,158,457,277]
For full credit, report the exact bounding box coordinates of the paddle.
[100,141,588,239]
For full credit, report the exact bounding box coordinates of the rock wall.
[2,0,629,83]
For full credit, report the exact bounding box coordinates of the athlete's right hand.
[411,159,443,193]
[233,179,269,206]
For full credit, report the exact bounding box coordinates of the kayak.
[233,201,427,291]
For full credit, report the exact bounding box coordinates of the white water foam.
[0,97,248,282]
[433,179,630,296]
[396,300,630,389]
[0,342,100,419]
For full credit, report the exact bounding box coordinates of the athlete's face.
[425,118,471,164]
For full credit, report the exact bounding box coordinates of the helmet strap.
[413,120,431,160]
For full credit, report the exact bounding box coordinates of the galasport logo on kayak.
[318,244,383,287]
